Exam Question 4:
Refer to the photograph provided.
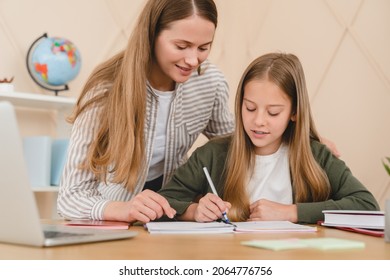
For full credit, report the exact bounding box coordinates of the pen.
[202,167,231,224]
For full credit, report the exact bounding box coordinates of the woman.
[57,0,234,223]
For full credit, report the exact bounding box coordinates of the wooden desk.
[0,224,389,260]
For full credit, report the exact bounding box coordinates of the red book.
[317,220,384,237]
[333,226,384,237]
[65,220,130,230]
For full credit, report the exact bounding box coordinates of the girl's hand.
[249,199,298,223]
[104,189,176,223]
[192,193,231,222]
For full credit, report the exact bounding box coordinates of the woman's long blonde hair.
[69,0,218,191]
[223,53,330,221]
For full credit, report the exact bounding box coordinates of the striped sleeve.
[203,73,234,138]
[57,87,133,220]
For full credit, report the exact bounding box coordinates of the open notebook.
[145,221,317,234]
[0,101,137,247]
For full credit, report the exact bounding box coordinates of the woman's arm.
[202,64,234,139]
[57,101,109,220]
[57,102,176,222]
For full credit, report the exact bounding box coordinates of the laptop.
[0,101,137,247]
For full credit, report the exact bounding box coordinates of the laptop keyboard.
[44,230,92,239]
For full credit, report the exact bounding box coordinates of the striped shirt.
[57,60,234,220]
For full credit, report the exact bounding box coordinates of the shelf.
[0,91,70,218]
[0,91,76,111]
[0,91,77,137]
[32,186,59,192]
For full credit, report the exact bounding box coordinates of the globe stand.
[26,33,70,96]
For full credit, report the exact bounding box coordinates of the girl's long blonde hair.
[69,0,218,191]
[223,53,330,221]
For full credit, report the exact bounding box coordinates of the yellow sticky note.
[241,238,308,251]
[242,237,365,251]
[300,238,365,250]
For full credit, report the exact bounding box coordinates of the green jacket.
[158,136,380,223]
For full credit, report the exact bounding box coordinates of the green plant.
[383,157,390,176]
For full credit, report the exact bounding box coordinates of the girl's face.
[242,79,295,155]
[150,15,215,91]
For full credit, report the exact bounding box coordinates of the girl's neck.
[254,139,283,156]
[255,143,287,159]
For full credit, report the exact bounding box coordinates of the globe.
[26,33,81,95]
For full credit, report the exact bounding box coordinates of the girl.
[57,0,234,223]
[158,53,379,224]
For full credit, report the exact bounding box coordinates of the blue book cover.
[50,138,69,186]
[23,136,52,187]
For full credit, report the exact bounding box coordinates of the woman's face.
[150,15,215,91]
[242,79,294,156]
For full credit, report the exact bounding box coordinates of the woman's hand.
[249,199,297,223]
[320,136,341,158]
[103,189,176,223]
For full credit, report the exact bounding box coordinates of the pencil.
[202,167,231,223]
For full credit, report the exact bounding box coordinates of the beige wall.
[1,0,389,208]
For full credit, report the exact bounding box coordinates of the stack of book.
[321,210,385,237]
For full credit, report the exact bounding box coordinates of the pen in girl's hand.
[202,167,231,223]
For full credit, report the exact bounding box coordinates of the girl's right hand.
[193,193,231,222]
[103,189,176,223]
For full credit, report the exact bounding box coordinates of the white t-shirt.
[147,88,174,181]
[247,144,293,204]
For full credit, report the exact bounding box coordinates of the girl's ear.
[290,113,297,122]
